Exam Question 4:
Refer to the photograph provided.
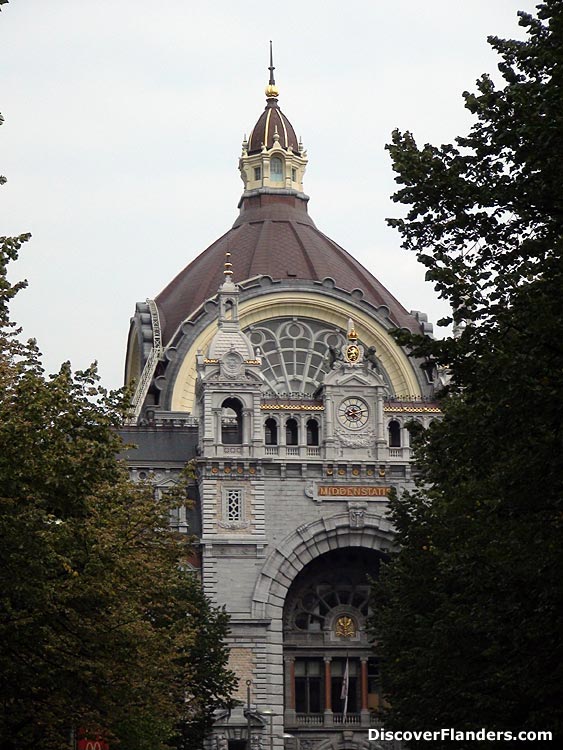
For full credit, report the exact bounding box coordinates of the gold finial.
[347,318,358,341]
[224,251,233,277]
[265,40,279,98]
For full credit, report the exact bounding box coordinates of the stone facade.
[123,65,440,750]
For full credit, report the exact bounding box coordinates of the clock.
[338,397,369,430]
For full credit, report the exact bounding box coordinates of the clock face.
[338,397,369,430]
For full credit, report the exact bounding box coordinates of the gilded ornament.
[335,615,356,638]
[345,344,360,363]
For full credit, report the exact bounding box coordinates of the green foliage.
[0,268,236,750]
[0,115,236,749]
[371,2,563,745]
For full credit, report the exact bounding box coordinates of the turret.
[239,43,308,204]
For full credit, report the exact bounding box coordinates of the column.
[299,413,306,457]
[284,657,296,726]
[360,657,370,728]
[243,408,252,446]
[213,407,222,444]
[324,657,333,726]
[376,392,385,450]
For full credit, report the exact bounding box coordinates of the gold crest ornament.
[335,615,356,638]
[345,344,360,362]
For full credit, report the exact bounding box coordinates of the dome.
[207,328,254,360]
[155,194,424,345]
[247,96,299,154]
[246,42,299,155]
[126,54,432,406]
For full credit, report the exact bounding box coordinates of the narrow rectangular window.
[226,488,243,522]
[254,166,261,181]
[295,659,324,713]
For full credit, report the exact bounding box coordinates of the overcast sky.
[1,0,535,389]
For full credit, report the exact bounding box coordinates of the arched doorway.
[282,548,385,730]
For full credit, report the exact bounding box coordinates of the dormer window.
[254,166,261,181]
[270,157,284,182]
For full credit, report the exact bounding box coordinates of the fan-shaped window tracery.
[290,581,370,632]
[246,317,392,395]
[246,318,347,395]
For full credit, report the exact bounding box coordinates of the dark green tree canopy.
[372,3,563,746]
[1,103,236,750]
[387,1,563,381]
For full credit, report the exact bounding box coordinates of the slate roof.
[155,194,423,345]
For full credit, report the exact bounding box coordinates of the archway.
[250,513,396,746]
[283,548,385,723]
[221,397,243,444]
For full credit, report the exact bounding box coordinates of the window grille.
[226,488,243,522]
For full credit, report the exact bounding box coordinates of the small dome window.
[270,157,284,182]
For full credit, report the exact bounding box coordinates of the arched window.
[388,419,401,448]
[265,418,278,446]
[306,418,319,446]
[270,157,284,182]
[286,418,298,446]
[221,397,243,444]
[406,419,423,447]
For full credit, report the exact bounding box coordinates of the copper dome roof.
[247,97,299,154]
[155,194,423,345]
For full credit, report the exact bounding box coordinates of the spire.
[206,250,255,361]
[240,46,308,201]
[265,41,279,99]
[268,40,275,85]
[219,250,237,294]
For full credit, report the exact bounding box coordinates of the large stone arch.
[248,512,396,748]
[252,511,396,620]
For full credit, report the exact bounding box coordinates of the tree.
[371,2,563,745]
[0,119,235,749]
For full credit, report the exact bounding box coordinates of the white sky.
[1,0,535,389]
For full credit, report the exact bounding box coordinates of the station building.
[123,57,440,750]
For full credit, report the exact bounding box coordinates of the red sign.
[77,734,109,750]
